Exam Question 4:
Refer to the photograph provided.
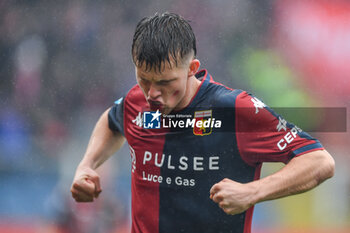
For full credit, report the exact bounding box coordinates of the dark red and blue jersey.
[108,69,323,233]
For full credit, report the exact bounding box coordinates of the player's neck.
[176,75,201,111]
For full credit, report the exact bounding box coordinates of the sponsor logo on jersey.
[193,110,213,136]
[251,97,266,114]
[139,150,221,187]
[277,126,302,151]
[132,112,143,127]
[142,150,220,171]
[277,116,287,132]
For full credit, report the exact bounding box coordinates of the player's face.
[135,57,200,115]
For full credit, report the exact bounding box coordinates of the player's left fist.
[209,178,257,215]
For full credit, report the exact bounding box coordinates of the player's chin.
[160,106,173,115]
[150,105,161,111]
[149,104,167,114]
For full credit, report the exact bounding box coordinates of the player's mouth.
[148,100,163,111]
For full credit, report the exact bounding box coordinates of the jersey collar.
[181,69,211,110]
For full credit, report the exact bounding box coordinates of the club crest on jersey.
[193,110,213,136]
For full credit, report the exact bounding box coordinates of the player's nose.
[148,83,161,100]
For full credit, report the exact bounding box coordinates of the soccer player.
[71,12,335,233]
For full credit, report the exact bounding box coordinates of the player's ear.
[188,59,200,77]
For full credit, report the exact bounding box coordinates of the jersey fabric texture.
[108,69,323,233]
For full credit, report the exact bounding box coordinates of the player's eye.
[157,80,171,86]
[140,77,150,84]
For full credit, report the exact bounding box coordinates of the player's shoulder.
[206,80,247,107]
[209,83,265,108]
[234,90,268,110]
[206,82,267,116]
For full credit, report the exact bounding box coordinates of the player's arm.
[210,149,334,215]
[71,108,126,202]
[210,91,335,215]
[252,149,334,202]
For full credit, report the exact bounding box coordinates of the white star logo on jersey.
[277,116,287,132]
[251,97,266,114]
[132,112,143,127]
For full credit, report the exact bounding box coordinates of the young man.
[71,12,335,233]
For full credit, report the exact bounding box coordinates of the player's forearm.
[251,150,334,205]
[79,108,126,170]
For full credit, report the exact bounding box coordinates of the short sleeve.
[108,97,125,136]
[235,91,323,166]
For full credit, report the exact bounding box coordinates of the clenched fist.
[71,166,102,202]
[209,178,257,215]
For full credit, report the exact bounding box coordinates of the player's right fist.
[70,166,102,202]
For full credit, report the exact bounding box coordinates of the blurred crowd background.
[0,0,349,232]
